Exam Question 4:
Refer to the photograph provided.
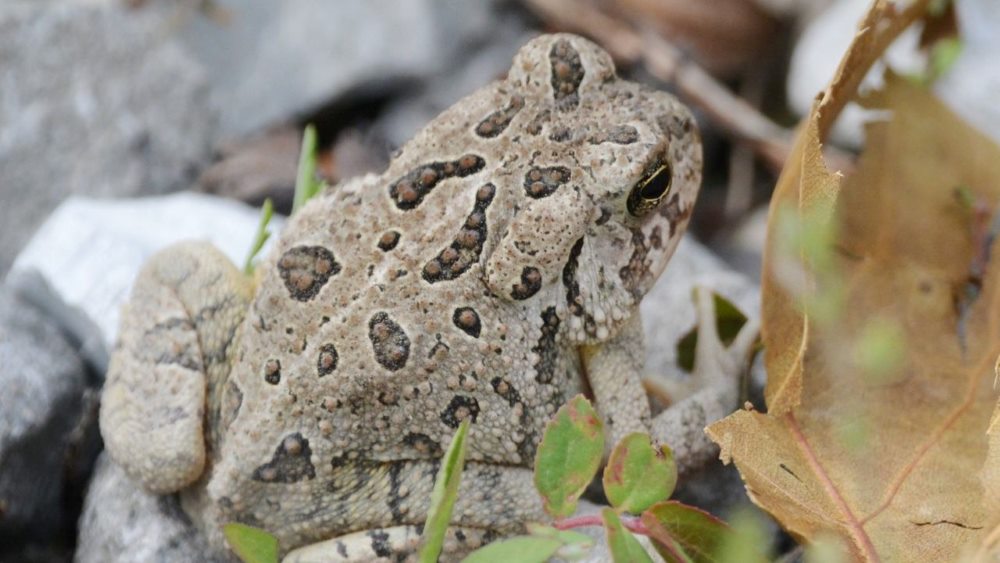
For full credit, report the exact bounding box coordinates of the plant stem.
[554,513,651,536]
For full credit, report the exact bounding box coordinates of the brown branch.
[521,0,855,175]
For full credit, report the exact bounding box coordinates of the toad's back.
[222,153,582,474]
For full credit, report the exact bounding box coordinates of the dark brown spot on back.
[368,312,410,371]
[423,184,495,283]
[549,39,585,111]
[252,433,315,483]
[452,307,482,338]
[439,395,480,428]
[523,166,570,199]
[490,376,521,406]
[511,266,542,300]
[263,359,281,385]
[377,231,400,251]
[317,344,338,376]
[277,246,341,301]
[388,155,485,210]
[475,95,525,138]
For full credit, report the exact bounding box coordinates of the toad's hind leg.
[282,463,542,562]
[283,526,494,563]
[100,241,253,494]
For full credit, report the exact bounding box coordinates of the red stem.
[553,513,651,536]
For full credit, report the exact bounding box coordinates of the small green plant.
[223,522,278,563]
[243,124,325,275]
[450,394,739,563]
[675,291,749,373]
[292,124,324,214]
[418,419,471,562]
[243,197,274,275]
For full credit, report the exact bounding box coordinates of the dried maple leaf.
[706,0,1000,560]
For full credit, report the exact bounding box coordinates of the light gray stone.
[640,236,762,479]
[372,21,538,147]
[6,193,273,562]
[642,236,759,381]
[934,0,1000,145]
[163,0,517,137]
[787,0,1000,148]
[10,193,281,357]
[0,281,89,547]
[0,1,216,276]
[75,453,226,563]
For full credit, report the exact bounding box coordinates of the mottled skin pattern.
[100,34,702,560]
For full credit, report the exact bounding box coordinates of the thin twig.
[554,513,651,536]
[521,0,855,174]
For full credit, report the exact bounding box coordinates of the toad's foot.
[648,286,759,475]
[100,242,252,493]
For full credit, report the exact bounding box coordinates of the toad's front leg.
[581,287,758,472]
[579,313,652,453]
[100,241,253,493]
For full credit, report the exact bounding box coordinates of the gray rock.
[934,0,1000,145]
[0,279,90,550]
[372,20,537,147]
[0,1,216,277]
[642,236,760,382]
[4,193,270,562]
[10,193,281,356]
[157,0,525,137]
[641,237,763,487]
[75,454,226,563]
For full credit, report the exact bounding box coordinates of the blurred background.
[3,0,998,279]
[1,0,997,561]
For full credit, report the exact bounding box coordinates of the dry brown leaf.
[706,0,1000,559]
[761,0,933,415]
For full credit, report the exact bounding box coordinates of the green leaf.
[292,124,323,214]
[640,501,731,563]
[708,508,771,563]
[243,197,274,275]
[461,536,563,563]
[676,292,748,372]
[462,525,594,562]
[929,37,963,80]
[525,523,594,547]
[602,508,654,563]
[223,523,279,563]
[418,419,471,563]
[603,433,677,514]
[533,394,604,518]
[803,535,850,563]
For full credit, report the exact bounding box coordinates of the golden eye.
[627,162,673,216]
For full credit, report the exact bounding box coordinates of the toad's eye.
[627,162,673,216]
